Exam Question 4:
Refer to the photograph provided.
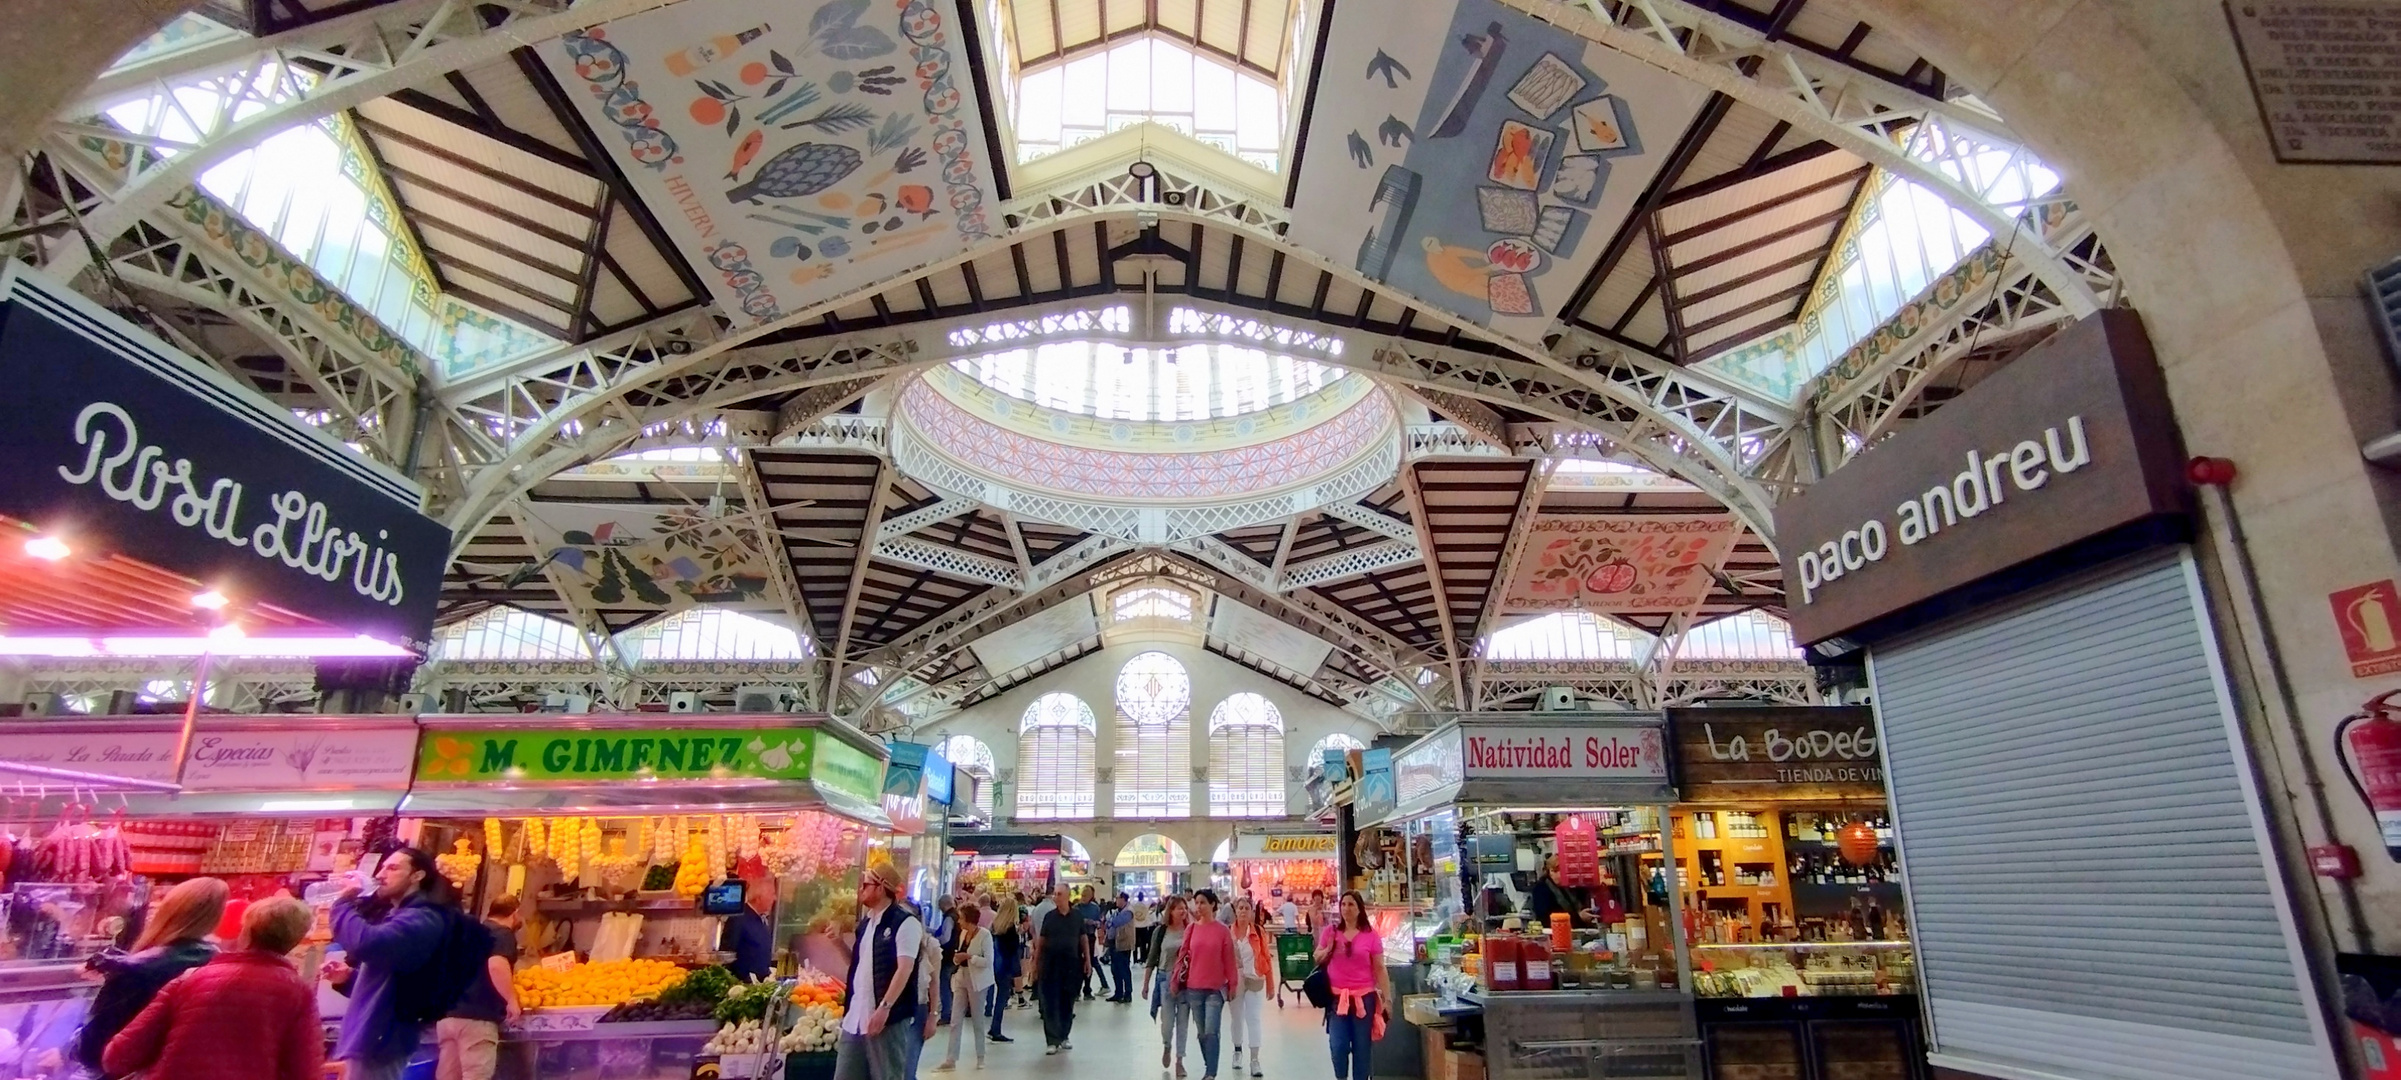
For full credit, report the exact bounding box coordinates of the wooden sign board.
[1669,706,1887,802]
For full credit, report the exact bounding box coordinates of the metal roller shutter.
[1867,549,2336,1080]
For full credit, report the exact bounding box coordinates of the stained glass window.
[1306,732,1366,777]
[1018,692,1097,820]
[1114,652,1191,817]
[1208,692,1285,818]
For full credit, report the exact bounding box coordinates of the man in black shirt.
[437,895,523,1080]
[721,880,776,981]
[1030,886,1089,1055]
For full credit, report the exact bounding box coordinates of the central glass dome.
[950,340,1346,421]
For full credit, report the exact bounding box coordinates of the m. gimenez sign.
[1774,311,2188,645]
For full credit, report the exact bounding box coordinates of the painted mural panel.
[516,501,783,613]
[1288,0,1707,336]
[1499,515,1742,613]
[544,0,1000,325]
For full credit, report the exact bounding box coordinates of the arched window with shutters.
[1306,732,1366,777]
[1017,693,1097,820]
[1208,692,1285,817]
[938,734,999,821]
[1113,651,1192,818]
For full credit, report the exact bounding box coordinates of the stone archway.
[1839,0,2393,964]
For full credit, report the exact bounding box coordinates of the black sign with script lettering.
[0,267,449,648]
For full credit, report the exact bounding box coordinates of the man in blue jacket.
[331,847,451,1080]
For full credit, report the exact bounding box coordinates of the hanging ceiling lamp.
[1837,819,1881,866]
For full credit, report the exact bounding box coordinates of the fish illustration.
[727,142,863,203]
[727,130,765,178]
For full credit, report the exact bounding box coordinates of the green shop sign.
[420,727,879,794]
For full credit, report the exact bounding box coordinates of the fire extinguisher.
[2333,689,2401,860]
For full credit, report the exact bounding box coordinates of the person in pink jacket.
[1171,890,1241,1080]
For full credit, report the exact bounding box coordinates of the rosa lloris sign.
[1774,311,2189,644]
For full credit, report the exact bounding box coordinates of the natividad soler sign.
[1774,311,2190,645]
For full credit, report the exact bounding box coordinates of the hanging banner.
[1499,515,1743,613]
[0,266,449,648]
[515,501,783,615]
[542,0,1003,326]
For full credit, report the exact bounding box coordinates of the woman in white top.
[934,902,994,1071]
[1227,898,1274,1078]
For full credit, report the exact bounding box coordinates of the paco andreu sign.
[1774,311,2190,645]
[0,266,449,648]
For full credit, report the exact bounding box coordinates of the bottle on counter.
[1521,935,1554,991]
[1484,933,1522,992]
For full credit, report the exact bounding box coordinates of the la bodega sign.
[1773,312,2188,644]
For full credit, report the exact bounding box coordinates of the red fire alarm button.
[2311,844,2363,879]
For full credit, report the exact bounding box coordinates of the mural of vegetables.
[727,141,862,203]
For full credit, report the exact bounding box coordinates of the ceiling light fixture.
[23,536,69,561]
[190,589,229,610]
[0,634,415,658]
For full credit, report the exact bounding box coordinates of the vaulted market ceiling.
[15,0,2123,722]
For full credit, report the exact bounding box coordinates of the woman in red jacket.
[104,895,323,1080]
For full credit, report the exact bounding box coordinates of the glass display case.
[1691,942,1915,999]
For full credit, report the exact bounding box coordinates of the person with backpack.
[102,895,322,1080]
[436,894,524,1080]
[1106,894,1137,1003]
[330,847,486,1080]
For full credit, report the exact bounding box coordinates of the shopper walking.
[102,895,322,1080]
[1074,887,1107,1000]
[1013,905,1037,1009]
[932,903,991,1071]
[1226,898,1274,1078]
[1172,890,1240,1080]
[1032,886,1091,1054]
[1132,892,1156,957]
[331,848,458,1080]
[1107,894,1138,1003]
[1145,895,1193,1077]
[75,876,226,1075]
[986,897,1020,1043]
[933,896,959,1026]
[437,894,524,1080]
[835,862,923,1080]
[1316,892,1393,1080]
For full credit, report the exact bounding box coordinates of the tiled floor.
[926,984,1343,1080]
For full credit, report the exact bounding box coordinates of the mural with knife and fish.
[1287,0,1706,338]
[547,0,1001,325]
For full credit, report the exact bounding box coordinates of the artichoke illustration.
[727,142,861,203]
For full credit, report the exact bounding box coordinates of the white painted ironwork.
[876,497,981,543]
[1282,539,1423,589]
[42,0,689,281]
[873,536,1024,589]
[1495,0,2103,322]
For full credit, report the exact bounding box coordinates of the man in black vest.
[837,862,923,1080]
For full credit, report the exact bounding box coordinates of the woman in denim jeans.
[1173,891,1241,1080]
[1314,892,1393,1080]
[1145,896,1194,1075]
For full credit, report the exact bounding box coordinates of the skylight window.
[1012,36,1285,170]
[1674,612,1803,662]
[1482,612,1654,663]
[431,608,591,662]
[953,340,1344,420]
[615,608,811,663]
[1113,585,1198,622]
[101,89,554,376]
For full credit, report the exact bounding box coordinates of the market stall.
[401,713,892,1079]
[0,713,421,1075]
[1225,830,1338,924]
[948,833,1072,899]
[1365,713,1698,1080]
[1668,706,1922,1080]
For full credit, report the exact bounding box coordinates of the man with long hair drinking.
[1314,891,1393,1080]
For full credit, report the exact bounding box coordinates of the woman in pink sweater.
[1171,890,1241,1080]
